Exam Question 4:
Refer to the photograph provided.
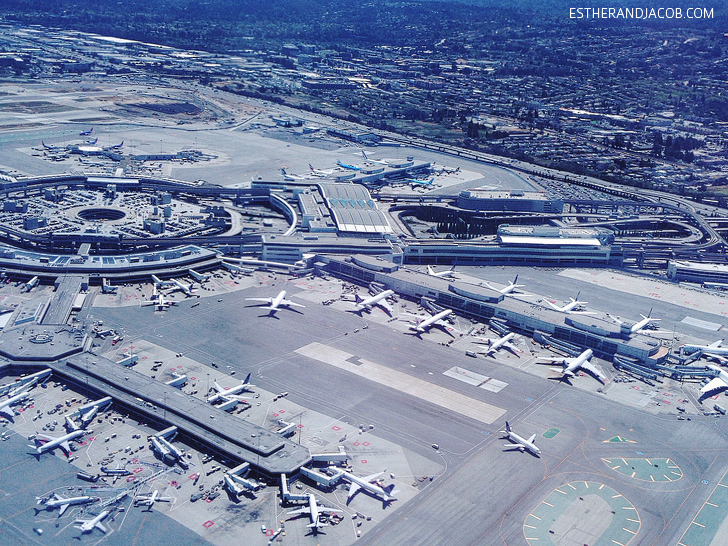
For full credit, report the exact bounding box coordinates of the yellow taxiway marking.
[612,494,623,499]
[663,475,671,481]
[718,483,728,488]
[612,540,626,546]
[524,524,537,529]
[568,484,577,490]
[529,514,541,521]
[542,501,554,507]
[622,458,628,465]
[623,527,638,534]
[555,489,566,494]
[692,521,705,528]
[631,471,636,478]
[646,458,652,465]
[671,471,682,476]
[584,482,589,488]
[627,518,640,523]
[622,506,636,510]
[599,484,605,490]
[650,475,655,482]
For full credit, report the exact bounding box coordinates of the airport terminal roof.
[318,183,393,234]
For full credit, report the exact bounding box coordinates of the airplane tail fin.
[505,421,512,432]
[355,294,363,304]
[243,373,252,385]
[513,275,518,285]
[383,483,397,496]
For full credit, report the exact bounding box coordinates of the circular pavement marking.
[524,481,640,546]
[602,457,683,482]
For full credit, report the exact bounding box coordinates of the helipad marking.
[296,342,506,424]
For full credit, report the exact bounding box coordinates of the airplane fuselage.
[34,429,85,454]
[411,309,452,332]
[504,430,541,456]
[563,349,594,375]
[356,289,394,310]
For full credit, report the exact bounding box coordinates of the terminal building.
[667,260,728,285]
[317,254,663,366]
[457,189,563,213]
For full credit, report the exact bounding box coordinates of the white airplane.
[608,309,660,334]
[0,389,31,420]
[484,275,527,295]
[135,489,173,509]
[165,373,187,388]
[287,493,342,532]
[245,290,305,314]
[29,419,86,457]
[501,421,541,456]
[475,332,521,357]
[333,468,398,505]
[169,278,195,296]
[408,309,453,335]
[207,373,255,404]
[353,289,394,315]
[543,292,594,314]
[79,127,93,136]
[539,349,606,384]
[143,288,173,310]
[188,269,211,283]
[629,310,660,333]
[681,340,728,358]
[360,151,388,165]
[74,510,109,534]
[309,163,335,176]
[36,493,97,515]
[697,365,728,401]
[426,265,456,279]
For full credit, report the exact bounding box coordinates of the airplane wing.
[60,440,73,453]
[527,434,536,444]
[503,442,525,450]
[704,352,728,364]
[245,297,272,304]
[96,522,108,534]
[708,340,724,349]
[0,406,15,419]
[503,341,522,356]
[579,361,606,383]
[377,299,393,313]
[281,299,305,308]
[287,506,310,516]
[347,481,361,500]
[701,376,728,397]
[568,310,597,315]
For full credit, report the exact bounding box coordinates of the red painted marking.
[133,467,144,473]
[142,356,148,360]
[353,442,360,446]
[189,473,199,480]
[279,409,286,414]
[265,529,274,537]
[203,520,214,528]
[77,441,86,446]
[632,386,641,390]
[297,424,304,428]
[88,437,96,441]
[361,459,368,464]
[363,442,370,446]
[126,476,136,482]
[190,377,196,380]
[169,481,178,487]
[131,458,139,463]
[273,413,278,417]
[332,426,341,431]
[206,498,214,503]
[17,408,24,412]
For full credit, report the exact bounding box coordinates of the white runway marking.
[296,342,506,424]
